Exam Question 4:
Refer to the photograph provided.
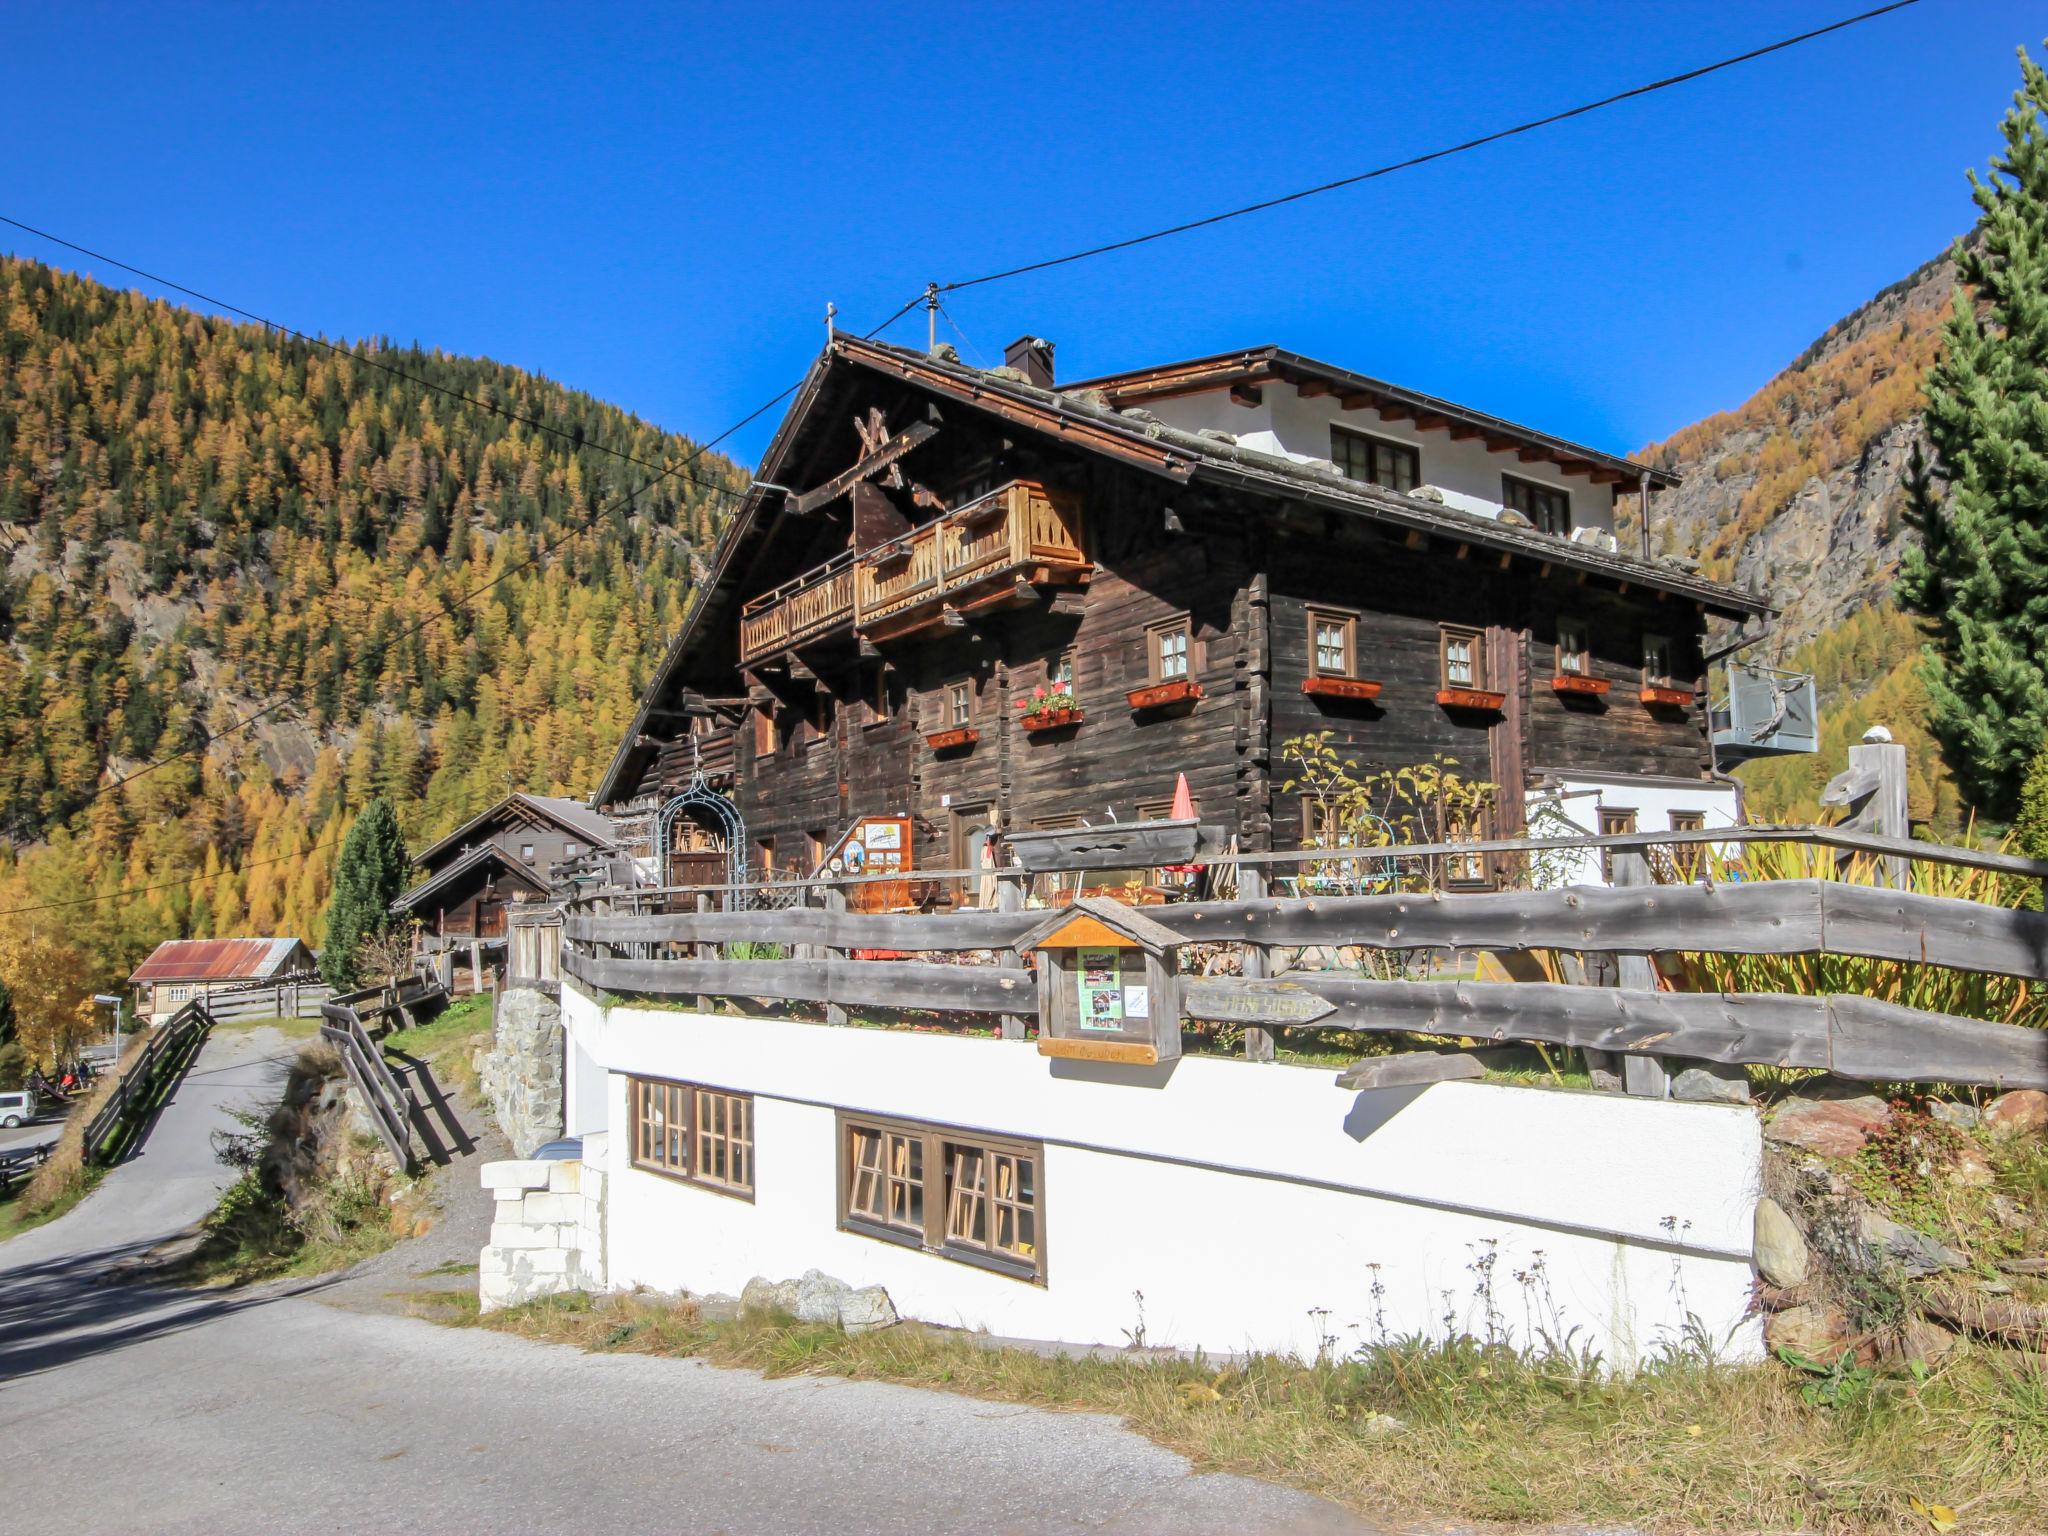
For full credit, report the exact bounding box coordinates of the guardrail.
[0,1142,51,1196]
[560,824,2048,1094]
[319,1000,418,1173]
[82,1000,215,1165]
[200,977,333,1022]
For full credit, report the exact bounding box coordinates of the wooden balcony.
[738,480,1086,665]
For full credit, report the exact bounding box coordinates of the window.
[1503,474,1571,536]
[564,841,580,859]
[1446,808,1489,888]
[1049,650,1077,696]
[1669,809,1707,881]
[867,669,891,726]
[840,1113,1043,1281]
[520,843,536,864]
[757,835,776,874]
[947,679,973,726]
[1331,426,1421,493]
[629,1076,754,1198]
[754,706,775,757]
[805,691,833,747]
[1598,807,1638,883]
[805,829,828,873]
[1308,608,1357,677]
[1642,634,1673,688]
[1440,625,1483,689]
[1135,797,1175,823]
[1301,796,1343,846]
[1147,616,1192,682]
[1556,619,1589,676]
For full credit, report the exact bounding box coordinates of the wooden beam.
[1516,446,1551,463]
[1230,383,1264,407]
[1483,434,1518,453]
[568,953,1035,1013]
[1295,379,1332,399]
[1333,1052,1486,1091]
[1338,392,1377,411]
[1448,423,1485,442]
[1558,460,1595,478]
[1411,413,1450,431]
[1590,467,1626,485]
[790,419,939,515]
[1376,402,1414,423]
[1404,529,1427,550]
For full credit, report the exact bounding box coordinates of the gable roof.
[1021,895,1188,955]
[128,937,313,985]
[412,793,618,870]
[391,844,551,914]
[594,334,1769,806]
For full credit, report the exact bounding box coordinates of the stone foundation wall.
[479,984,564,1157]
[479,1133,607,1312]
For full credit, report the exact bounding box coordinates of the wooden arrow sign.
[1182,978,1337,1028]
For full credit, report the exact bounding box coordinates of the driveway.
[0,1027,1381,1536]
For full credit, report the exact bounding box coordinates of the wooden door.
[949,802,994,908]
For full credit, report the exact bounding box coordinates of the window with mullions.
[1503,474,1571,535]
[629,1076,754,1198]
[1440,625,1483,689]
[1308,608,1357,677]
[840,1113,1043,1281]
[1331,427,1421,494]
[1147,616,1192,682]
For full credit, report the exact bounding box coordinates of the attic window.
[1503,474,1571,535]
[1331,427,1420,494]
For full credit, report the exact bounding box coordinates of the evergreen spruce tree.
[319,798,410,988]
[1898,46,2048,818]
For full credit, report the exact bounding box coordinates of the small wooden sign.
[1182,979,1337,1027]
[1022,897,1186,1067]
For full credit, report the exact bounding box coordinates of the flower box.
[1638,685,1692,708]
[1301,676,1383,702]
[924,726,980,752]
[1126,679,1203,711]
[1435,687,1506,713]
[1550,674,1611,697]
[1020,707,1085,733]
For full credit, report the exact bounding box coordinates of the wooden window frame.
[866,668,891,728]
[946,678,974,727]
[1642,633,1674,688]
[1502,473,1571,536]
[1444,804,1491,890]
[753,705,775,757]
[837,1111,1045,1283]
[1669,809,1707,881]
[1598,807,1638,883]
[1555,618,1590,677]
[1146,615,1193,684]
[520,843,536,864]
[628,1075,755,1201]
[1306,607,1358,679]
[1439,624,1484,690]
[1330,425,1421,494]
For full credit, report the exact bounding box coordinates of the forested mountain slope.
[1631,248,1965,827]
[0,254,740,985]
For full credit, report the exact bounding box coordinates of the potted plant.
[1016,683,1084,733]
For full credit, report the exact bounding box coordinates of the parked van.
[0,1089,37,1128]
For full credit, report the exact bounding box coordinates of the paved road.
[1,1029,1381,1536]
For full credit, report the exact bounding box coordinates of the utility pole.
[924,282,939,351]
[825,300,836,341]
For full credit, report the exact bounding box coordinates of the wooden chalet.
[592,333,1770,898]
[394,795,619,968]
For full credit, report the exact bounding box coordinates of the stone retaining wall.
[479,1132,607,1312]
[479,985,565,1157]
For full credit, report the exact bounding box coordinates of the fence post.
[1239,865,1277,1063]
[1851,734,1910,888]
[1610,848,1670,1098]
[995,872,1031,1041]
[822,882,849,1027]
[694,891,714,1014]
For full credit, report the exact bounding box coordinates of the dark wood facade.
[595,336,1766,892]
[395,794,618,943]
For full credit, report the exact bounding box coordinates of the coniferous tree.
[319,798,410,988]
[2014,738,2048,910]
[1898,46,2048,818]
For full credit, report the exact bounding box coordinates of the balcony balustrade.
[738,479,1085,665]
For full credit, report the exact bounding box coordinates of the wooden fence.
[82,1000,215,1164]
[558,824,2048,1095]
[319,998,419,1173]
[200,977,333,1023]
[0,1142,51,1196]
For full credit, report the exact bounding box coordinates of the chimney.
[1004,335,1055,390]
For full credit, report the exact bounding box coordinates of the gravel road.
[0,1026,1382,1536]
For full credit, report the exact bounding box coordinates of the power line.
[940,0,1923,294]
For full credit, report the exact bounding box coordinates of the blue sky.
[2,1,2038,466]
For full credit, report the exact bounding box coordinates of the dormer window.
[1503,474,1571,535]
[1331,427,1420,494]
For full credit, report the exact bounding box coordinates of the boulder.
[1983,1089,2048,1136]
[740,1275,803,1318]
[1765,1302,1852,1359]
[1901,1318,1959,1366]
[1359,1412,1407,1437]
[838,1285,898,1334]
[1926,1099,1981,1131]
[1765,1093,1892,1158]
[1753,1197,1811,1287]
[1951,1143,1994,1187]
[1856,1210,1968,1277]
[793,1268,853,1324]
[1673,1064,1752,1104]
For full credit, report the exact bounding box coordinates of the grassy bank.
[402,1288,2045,1534]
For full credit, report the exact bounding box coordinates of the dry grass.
[399,1288,2048,1534]
[15,1028,155,1217]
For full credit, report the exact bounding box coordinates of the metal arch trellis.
[655,757,748,896]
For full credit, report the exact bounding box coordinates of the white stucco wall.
[1142,383,1621,536]
[565,986,1762,1368]
[1529,774,1742,888]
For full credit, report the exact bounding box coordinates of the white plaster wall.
[565,1025,607,1138]
[1142,383,1622,536]
[1530,775,1741,888]
[569,988,1762,1368]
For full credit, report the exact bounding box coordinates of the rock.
[1753,1198,1811,1287]
[792,1268,853,1324]
[1766,1302,1852,1359]
[1581,1047,1625,1094]
[1901,1318,1959,1366]
[1984,1089,2048,1136]
[1951,1143,1995,1187]
[1857,1210,1968,1277]
[837,1285,898,1334]
[1673,1064,1752,1104]
[1926,1099,1981,1130]
[740,1275,803,1318]
[1358,1412,1407,1436]
[1765,1092,1892,1158]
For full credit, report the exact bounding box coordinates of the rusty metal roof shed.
[127,937,315,985]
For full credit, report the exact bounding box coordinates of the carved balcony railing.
[738,480,1086,665]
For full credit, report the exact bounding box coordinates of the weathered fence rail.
[559,824,2048,1094]
[319,1002,418,1173]
[0,1142,51,1196]
[200,978,333,1022]
[82,1000,214,1164]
